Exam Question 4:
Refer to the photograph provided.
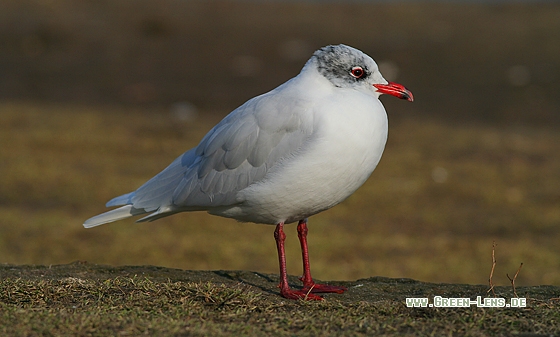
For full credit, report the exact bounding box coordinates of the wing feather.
[247,130,283,167]
[223,128,258,169]
[198,147,227,177]
[223,119,258,151]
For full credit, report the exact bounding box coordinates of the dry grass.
[1,102,559,287]
[1,263,559,336]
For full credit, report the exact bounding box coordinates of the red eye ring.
[350,66,364,79]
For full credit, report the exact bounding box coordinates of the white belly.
[212,92,388,224]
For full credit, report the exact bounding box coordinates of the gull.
[83,44,413,300]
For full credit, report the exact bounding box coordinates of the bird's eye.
[350,66,364,79]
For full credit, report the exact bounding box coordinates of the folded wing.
[84,92,314,227]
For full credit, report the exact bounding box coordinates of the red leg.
[297,219,347,294]
[274,222,322,300]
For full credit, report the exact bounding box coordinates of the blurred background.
[0,0,559,286]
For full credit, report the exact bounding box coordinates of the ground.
[1,262,559,336]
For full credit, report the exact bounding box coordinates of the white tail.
[83,205,145,228]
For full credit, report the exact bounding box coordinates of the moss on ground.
[1,262,558,336]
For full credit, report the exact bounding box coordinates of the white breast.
[215,88,388,224]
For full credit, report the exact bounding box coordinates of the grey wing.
[106,92,314,221]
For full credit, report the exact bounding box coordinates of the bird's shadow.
[213,270,305,297]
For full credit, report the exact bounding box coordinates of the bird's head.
[309,44,413,102]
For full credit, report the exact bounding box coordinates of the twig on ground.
[507,263,523,298]
[304,284,316,301]
[487,241,497,297]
